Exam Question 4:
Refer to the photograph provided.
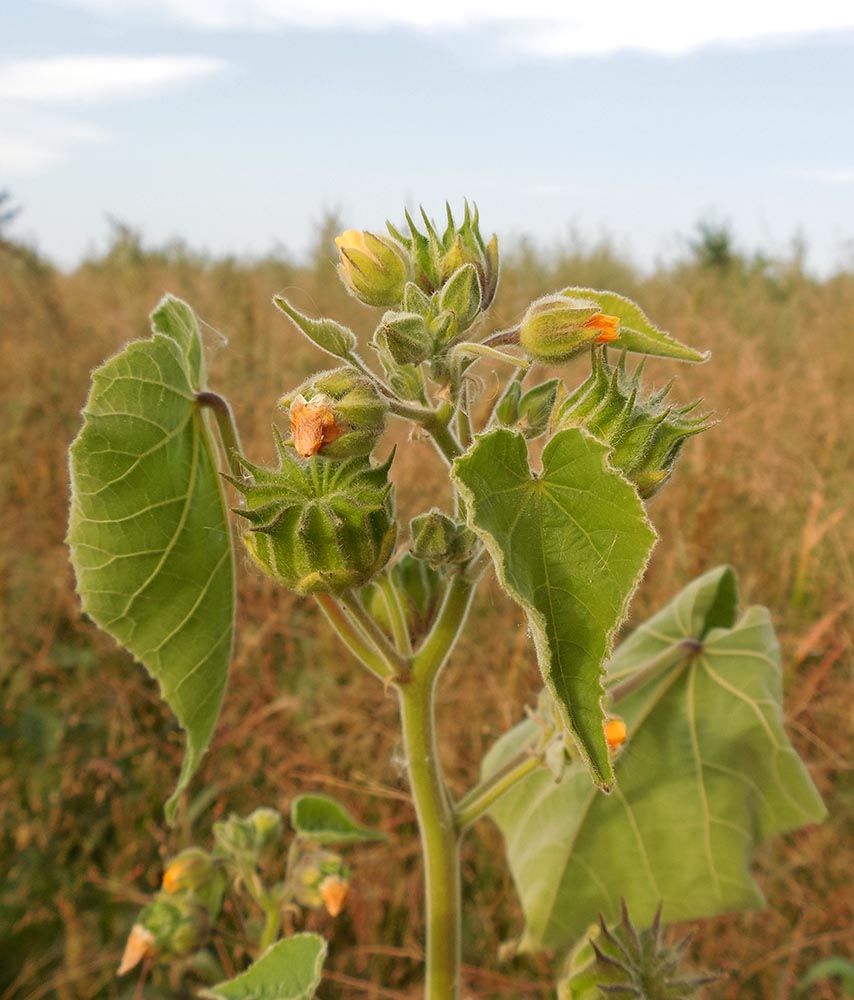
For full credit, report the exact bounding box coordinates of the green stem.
[454,752,542,831]
[338,590,409,678]
[398,572,477,1000]
[387,398,464,465]
[314,593,396,683]
[258,898,281,952]
[197,391,243,477]
[379,573,413,657]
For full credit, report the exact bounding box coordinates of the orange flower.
[290,394,344,458]
[319,874,349,917]
[583,312,621,344]
[604,718,627,751]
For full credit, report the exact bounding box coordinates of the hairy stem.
[399,571,477,999]
[454,752,543,831]
[196,391,243,477]
[314,593,397,683]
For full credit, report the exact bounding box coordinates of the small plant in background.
[67,202,826,998]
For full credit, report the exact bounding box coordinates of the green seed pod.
[137,893,210,958]
[560,901,715,999]
[409,509,475,566]
[279,367,388,459]
[334,229,409,307]
[520,294,621,364]
[229,437,397,595]
[554,354,715,498]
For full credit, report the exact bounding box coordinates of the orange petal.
[319,874,349,917]
[604,718,627,751]
[117,924,155,976]
[584,312,621,344]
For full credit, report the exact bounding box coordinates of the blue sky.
[2,0,853,274]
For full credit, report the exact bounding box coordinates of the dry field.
[1,224,852,999]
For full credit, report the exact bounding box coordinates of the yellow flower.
[334,229,408,307]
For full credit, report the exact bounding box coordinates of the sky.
[2,0,854,274]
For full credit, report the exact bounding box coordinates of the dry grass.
[0,227,851,999]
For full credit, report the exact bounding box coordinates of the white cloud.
[56,0,854,54]
[0,115,107,175]
[0,55,226,102]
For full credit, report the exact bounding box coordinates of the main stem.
[399,573,476,1000]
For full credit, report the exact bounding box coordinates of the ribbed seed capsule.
[229,433,396,595]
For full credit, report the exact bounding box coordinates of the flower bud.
[125,894,209,966]
[247,807,283,850]
[230,440,397,595]
[162,848,218,895]
[291,849,348,913]
[279,367,388,460]
[374,311,434,366]
[438,263,482,339]
[554,354,715,498]
[409,509,475,566]
[213,813,257,858]
[387,202,499,308]
[520,294,621,365]
[335,229,408,307]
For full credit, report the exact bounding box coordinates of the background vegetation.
[1,210,851,999]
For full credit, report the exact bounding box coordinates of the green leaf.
[797,957,854,996]
[561,287,709,363]
[201,933,327,1000]
[484,567,826,952]
[290,794,386,844]
[453,428,656,787]
[67,295,235,821]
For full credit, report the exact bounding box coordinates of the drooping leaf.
[67,295,235,821]
[561,287,709,363]
[453,428,656,787]
[201,934,327,1000]
[484,567,826,952]
[291,794,387,844]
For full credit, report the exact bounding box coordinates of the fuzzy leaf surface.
[562,287,709,362]
[201,934,327,1000]
[484,567,826,952]
[453,428,656,786]
[67,295,234,820]
[291,794,386,844]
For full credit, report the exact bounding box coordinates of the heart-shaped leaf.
[484,567,826,952]
[453,428,656,787]
[67,296,235,820]
[201,934,327,1000]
